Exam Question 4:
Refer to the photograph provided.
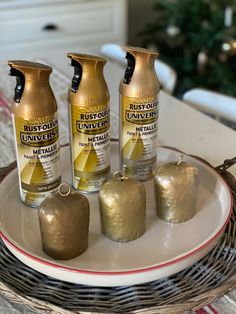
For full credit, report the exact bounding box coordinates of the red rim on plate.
[0,149,233,276]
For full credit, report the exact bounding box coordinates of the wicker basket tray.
[0,157,236,314]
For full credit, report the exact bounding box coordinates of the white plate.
[0,144,232,286]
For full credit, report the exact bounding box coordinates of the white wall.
[128,0,156,45]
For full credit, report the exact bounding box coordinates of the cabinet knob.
[42,24,59,31]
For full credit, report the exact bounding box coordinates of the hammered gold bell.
[38,183,90,260]
[99,172,146,242]
[154,155,199,223]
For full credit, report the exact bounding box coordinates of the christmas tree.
[141,0,236,97]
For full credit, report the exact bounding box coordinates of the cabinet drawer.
[0,1,119,45]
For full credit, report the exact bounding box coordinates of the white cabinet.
[0,0,127,64]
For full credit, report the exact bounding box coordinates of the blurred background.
[1,0,236,98]
[139,0,236,98]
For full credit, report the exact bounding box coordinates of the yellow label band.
[20,127,58,147]
[21,177,61,193]
[13,113,61,207]
[121,96,158,180]
[70,103,110,192]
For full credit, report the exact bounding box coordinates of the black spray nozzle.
[70,59,82,93]
[123,52,136,85]
[9,68,25,103]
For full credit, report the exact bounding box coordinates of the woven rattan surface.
[0,159,236,314]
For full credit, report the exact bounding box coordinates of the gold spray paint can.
[8,61,61,208]
[120,47,160,181]
[67,53,110,192]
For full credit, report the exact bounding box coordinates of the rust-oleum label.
[70,103,110,192]
[13,114,61,207]
[121,95,158,181]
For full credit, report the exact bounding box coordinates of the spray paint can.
[67,53,110,192]
[8,61,61,207]
[120,47,160,181]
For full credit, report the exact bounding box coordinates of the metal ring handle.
[113,171,126,181]
[176,153,184,166]
[58,183,71,197]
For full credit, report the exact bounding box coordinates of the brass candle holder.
[38,183,90,260]
[154,155,199,223]
[99,172,146,242]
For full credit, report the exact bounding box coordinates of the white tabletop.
[159,91,236,174]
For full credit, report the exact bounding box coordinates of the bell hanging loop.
[58,183,71,197]
[176,153,184,166]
